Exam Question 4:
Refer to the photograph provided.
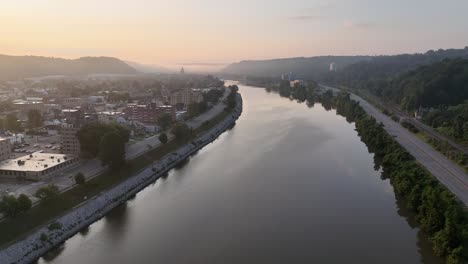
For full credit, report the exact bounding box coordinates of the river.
[37,83,441,264]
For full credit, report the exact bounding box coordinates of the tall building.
[170,89,204,106]
[180,67,185,74]
[60,124,81,156]
[0,137,11,161]
[329,62,337,72]
[60,109,84,156]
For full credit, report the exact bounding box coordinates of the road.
[186,88,230,128]
[320,84,468,206]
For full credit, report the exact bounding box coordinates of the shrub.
[74,172,86,185]
[34,184,60,200]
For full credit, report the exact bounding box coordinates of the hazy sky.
[1,0,468,69]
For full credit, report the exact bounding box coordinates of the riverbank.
[0,94,243,264]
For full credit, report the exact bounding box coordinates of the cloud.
[288,15,322,21]
[288,1,336,22]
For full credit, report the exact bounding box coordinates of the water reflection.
[102,202,130,243]
[41,85,442,264]
[78,226,90,236]
[39,243,65,263]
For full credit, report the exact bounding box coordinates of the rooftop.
[62,109,80,113]
[13,101,43,105]
[0,153,71,172]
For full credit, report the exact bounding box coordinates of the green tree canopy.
[158,132,168,144]
[17,194,32,212]
[99,131,126,170]
[5,113,22,132]
[77,123,130,158]
[157,113,172,131]
[171,123,191,141]
[27,109,42,128]
[74,172,86,185]
[34,184,60,200]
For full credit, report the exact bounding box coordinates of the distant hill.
[0,55,137,80]
[125,61,171,73]
[221,56,371,79]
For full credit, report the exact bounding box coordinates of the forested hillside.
[0,55,137,80]
[354,58,468,110]
[222,56,370,79]
[324,48,468,108]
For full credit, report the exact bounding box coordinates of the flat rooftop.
[0,153,72,172]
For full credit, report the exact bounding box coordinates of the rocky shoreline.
[0,94,243,264]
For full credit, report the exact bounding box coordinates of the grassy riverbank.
[0,104,235,248]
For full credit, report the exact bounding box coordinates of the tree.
[0,194,32,217]
[158,132,168,144]
[205,89,223,103]
[447,247,464,264]
[188,103,200,117]
[27,109,42,128]
[5,113,22,132]
[453,115,464,139]
[17,194,32,212]
[171,123,191,141]
[157,113,172,131]
[198,101,208,113]
[74,172,86,185]
[77,123,130,158]
[0,195,19,217]
[99,131,126,170]
[34,184,60,200]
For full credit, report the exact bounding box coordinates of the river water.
[38,83,441,264]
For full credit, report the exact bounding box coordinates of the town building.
[290,80,305,88]
[97,111,125,124]
[0,153,78,181]
[60,109,85,156]
[62,97,83,108]
[12,100,44,113]
[281,72,296,81]
[60,124,81,156]
[124,103,175,124]
[329,62,337,72]
[170,89,204,106]
[0,137,12,161]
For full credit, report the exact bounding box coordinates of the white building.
[97,111,124,124]
[0,153,78,181]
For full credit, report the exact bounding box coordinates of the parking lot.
[10,134,62,158]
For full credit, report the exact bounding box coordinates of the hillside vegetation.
[0,55,137,80]
[222,56,370,79]
[348,58,468,110]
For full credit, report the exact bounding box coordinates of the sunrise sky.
[1,0,468,70]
